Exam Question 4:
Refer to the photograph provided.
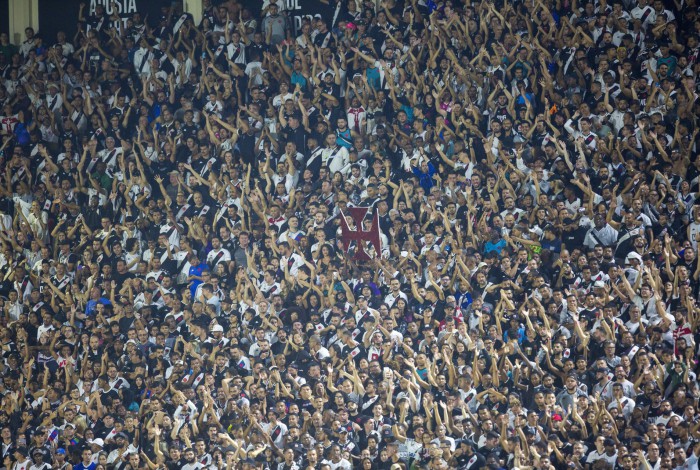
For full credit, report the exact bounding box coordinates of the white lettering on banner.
[90,0,137,15]
[284,0,336,35]
[89,0,139,33]
[294,15,315,35]
[285,0,306,35]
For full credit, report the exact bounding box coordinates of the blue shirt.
[85,297,111,316]
[484,239,507,255]
[291,71,307,90]
[455,290,473,310]
[189,263,209,298]
[74,463,97,470]
[412,163,436,192]
[540,238,562,253]
[353,282,381,296]
[366,66,381,90]
[13,121,30,145]
[504,327,525,344]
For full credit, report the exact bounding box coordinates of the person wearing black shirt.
[281,112,308,152]
[420,288,446,322]
[560,217,588,252]
[236,124,256,166]
[246,32,268,63]
[452,440,487,469]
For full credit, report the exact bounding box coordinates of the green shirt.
[91,171,113,192]
[0,43,18,61]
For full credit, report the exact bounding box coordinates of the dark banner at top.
[38,0,166,45]
[239,0,338,36]
[37,0,338,47]
[0,0,8,37]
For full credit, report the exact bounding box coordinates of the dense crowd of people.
[0,0,699,468]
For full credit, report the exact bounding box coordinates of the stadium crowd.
[0,0,700,468]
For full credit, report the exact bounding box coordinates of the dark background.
[0,0,8,38]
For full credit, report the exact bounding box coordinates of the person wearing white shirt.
[321,445,352,470]
[608,96,629,132]
[322,133,350,174]
[608,383,636,418]
[4,292,23,321]
[198,284,221,315]
[244,59,265,86]
[272,163,295,193]
[584,214,619,250]
[227,36,247,64]
[45,84,63,113]
[55,33,75,58]
[564,113,598,152]
[612,24,632,47]
[12,452,32,470]
[278,145,305,168]
[18,28,36,58]
[272,82,294,108]
[260,410,288,449]
[500,197,526,222]
[309,336,330,361]
[384,278,409,307]
[133,39,152,77]
[13,198,48,243]
[203,94,223,118]
[631,0,656,27]
[585,437,618,467]
[97,137,122,170]
[346,97,366,133]
[206,237,231,269]
[278,216,305,244]
[651,2,675,22]
[279,242,304,276]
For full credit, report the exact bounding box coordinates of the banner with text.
[240,0,338,36]
[38,0,166,46]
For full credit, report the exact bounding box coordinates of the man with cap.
[600,364,636,400]
[87,438,105,460]
[239,457,258,470]
[107,433,130,464]
[8,446,30,470]
[206,323,229,348]
[45,82,63,114]
[92,412,119,442]
[623,251,643,284]
[29,447,50,470]
[53,448,68,469]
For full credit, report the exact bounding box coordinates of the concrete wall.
[9,0,38,45]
